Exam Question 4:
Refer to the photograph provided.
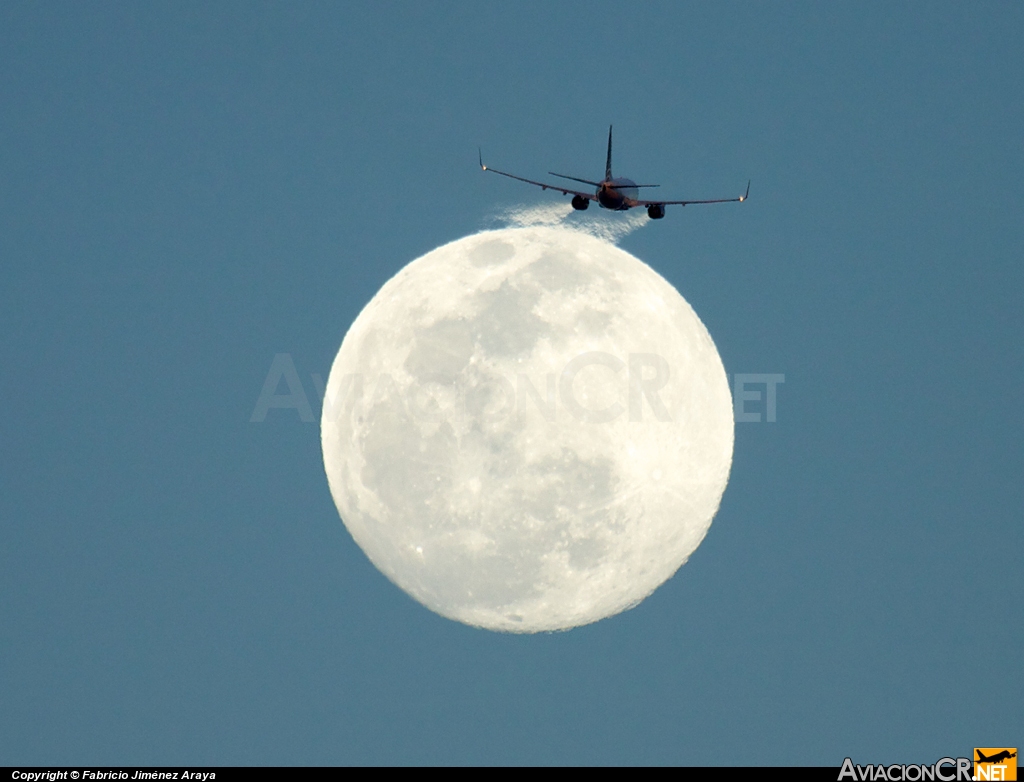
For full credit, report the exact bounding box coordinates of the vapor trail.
[490,202,650,244]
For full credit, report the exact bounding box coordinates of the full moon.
[321,226,733,632]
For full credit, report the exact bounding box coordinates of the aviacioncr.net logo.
[974,749,1017,781]
[839,758,973,782]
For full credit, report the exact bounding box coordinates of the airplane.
[976,751,1016,764]
[479,125,749,219]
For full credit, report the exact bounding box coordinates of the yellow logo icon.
[975,749,1017,781]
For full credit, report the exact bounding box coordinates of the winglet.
[739,180,750,202]
[478,147,487,171]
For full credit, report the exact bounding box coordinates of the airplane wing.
[479,149,596,201]
[635,180,750,207]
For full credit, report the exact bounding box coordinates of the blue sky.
[2,2,1021,765]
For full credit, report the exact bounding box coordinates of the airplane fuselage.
[597,178,640,210]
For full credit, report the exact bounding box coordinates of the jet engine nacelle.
[647,204,666,219]
[571,195,590,211]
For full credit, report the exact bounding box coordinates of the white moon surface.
[321,226,733,632]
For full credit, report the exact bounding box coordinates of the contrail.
[489,202,650,244]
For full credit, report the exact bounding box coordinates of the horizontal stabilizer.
[549,172,602,187]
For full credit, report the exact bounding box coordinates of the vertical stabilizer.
[605,125,613,180]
